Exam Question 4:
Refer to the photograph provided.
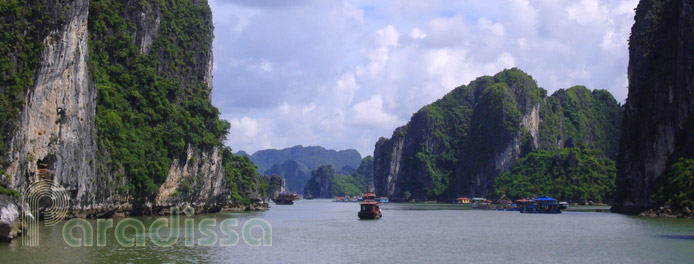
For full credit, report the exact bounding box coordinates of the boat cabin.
[358,201,382,219]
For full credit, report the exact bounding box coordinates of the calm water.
[2,200,694,263]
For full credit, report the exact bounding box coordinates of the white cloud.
[350,95,399,129]
[477,17,505,36]
[567,0,608,25]
[336,73,360,104]
[377,25,399,48]
[410,27,427,39]
[227,116,272,151]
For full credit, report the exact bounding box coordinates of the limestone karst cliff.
[0,0,266,218]
[373,68,622,202]
[613,0,694,214]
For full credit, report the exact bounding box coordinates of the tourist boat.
[518,196,562,214]
[379,197,389,203]
[358,192,382,219]
[274,192,295,205]
[305,195,314,200]
[358,201,382,219]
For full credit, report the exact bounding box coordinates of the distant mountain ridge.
[237,145,362,193]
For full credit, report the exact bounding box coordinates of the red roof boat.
[358,192,382,219]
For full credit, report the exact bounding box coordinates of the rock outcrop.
[613,0,694,214]
[0,0,267,226]
[263,175,286,200]
[264,160,310,193]
[0,195,20,242]
[303,165,336,198]
[154,145,230,215]
[3,0,119,216]
[373,68,622,202]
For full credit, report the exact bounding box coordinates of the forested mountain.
[373,68,622,202]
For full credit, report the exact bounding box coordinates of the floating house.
[495,194,514,210]
[456,197,471,204]
[518,196,562,214]
[472,198,493,209]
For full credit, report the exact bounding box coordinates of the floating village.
[272,191,569,219]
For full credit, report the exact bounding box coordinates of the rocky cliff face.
[303,165,336,198]
[0,0,266,220]
[264,160,310,193]
[374,68,622,202]
[263,175,286,200]
[0,195,21,242]
[2,0,117,216]
[613,0,694,213]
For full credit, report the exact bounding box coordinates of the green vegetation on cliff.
[652,158,694,210]
[541,87,623,159]
[0,1,68,155]
[89,0,227,196]
[222,148,267,204]
[493,147,616,203]
[88,0,262,201]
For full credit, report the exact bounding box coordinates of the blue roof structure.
[534,196,557,201]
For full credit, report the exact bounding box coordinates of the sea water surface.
[2,199,694,263]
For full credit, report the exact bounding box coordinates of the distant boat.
[273,192,295,205]
[518,196,562,214]
[379,197,389,203]
[358,192,382,219]
[305,195,314,200]
[559,201,569,211]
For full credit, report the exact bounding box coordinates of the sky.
[208,0,638,157]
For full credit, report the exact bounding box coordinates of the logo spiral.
[21,180,70,246]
